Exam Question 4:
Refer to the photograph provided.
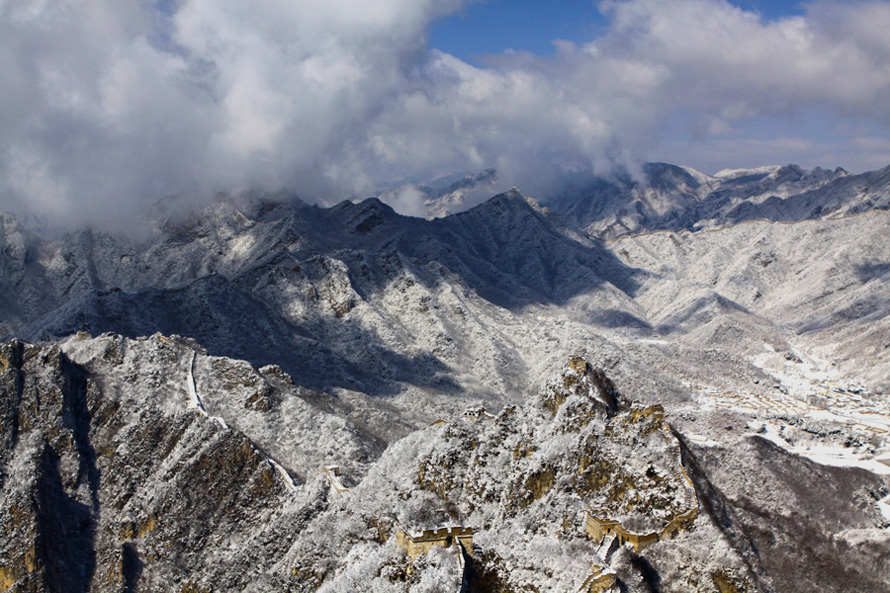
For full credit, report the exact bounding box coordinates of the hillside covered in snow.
[543,162,889,239]
[1,160,890,592]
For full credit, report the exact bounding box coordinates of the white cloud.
[1,0,890,226]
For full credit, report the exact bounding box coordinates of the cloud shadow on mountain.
[8,191,650,397]
[292,191,646,311]
[855,262,890,284]
[19,275,460,398]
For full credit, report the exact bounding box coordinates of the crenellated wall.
[395,526,475,559]
[578,566,617,593]
[585,461,699,553]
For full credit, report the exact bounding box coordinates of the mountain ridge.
[542,161,886,239]
[2,161,890,591]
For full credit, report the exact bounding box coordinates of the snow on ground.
[684,433,721,447]
[186,350,205,412]
[691,347,890,478]
[697,342,890,444]
[879,498,890,522]
[752,342,839,397]
[753,423,890,476]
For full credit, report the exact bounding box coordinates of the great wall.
[323,465,351,493]
[577,402,699,591]
[395,526,475,561]
[578,566,617,593]
[393,360,701,593]
[584,500,699,555]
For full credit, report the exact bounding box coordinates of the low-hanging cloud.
[2,0,890,227]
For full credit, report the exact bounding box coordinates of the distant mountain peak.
[714,164,784,180]
[545,161,879,239]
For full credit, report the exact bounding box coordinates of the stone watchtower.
[568,356,589,375]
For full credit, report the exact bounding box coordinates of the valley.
[1,162,889,592]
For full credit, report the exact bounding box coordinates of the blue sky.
[431,0,807,63]
[421,0,890,181]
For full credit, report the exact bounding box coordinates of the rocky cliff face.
[0,335,382,592]
[1,345,887,593]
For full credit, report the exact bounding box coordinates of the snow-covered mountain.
[2,161,890,592]
[543,162,890,238]
[2,339,887,593]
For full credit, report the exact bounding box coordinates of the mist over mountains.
[4,0,890,229]
[414,161,890,236]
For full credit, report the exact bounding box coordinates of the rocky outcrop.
[1,339,887,592]
[0,336,372,592]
